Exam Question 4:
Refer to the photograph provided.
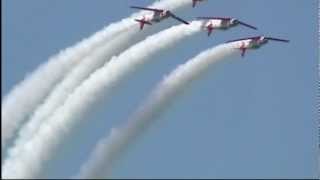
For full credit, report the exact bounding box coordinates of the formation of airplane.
[227,36,290,57]
[197,17,257,36]
[130,1,289,57]
[130,6,189,30]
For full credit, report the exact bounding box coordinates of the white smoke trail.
[7,30,138,158]
[1,17,132,150]
[2,0,189,149]
[2,20,201,179]
[76,42,242,179]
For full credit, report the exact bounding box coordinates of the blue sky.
[2,0,318,178]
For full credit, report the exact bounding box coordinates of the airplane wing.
[168,12,190,24]
[130,6,163,13]
[266,37,290,42]
[196,17,231,20]
[226,36,261,43]
[236,20,257,30]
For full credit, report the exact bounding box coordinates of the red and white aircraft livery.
[192,0,207,8]
[130,6,189,30]
[197,17,257,36]
[227,36,290,57]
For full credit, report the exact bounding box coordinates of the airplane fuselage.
[241,37,268,49]
[202,19,237,30]
[143,11,170,23]
[229,36,288,57]
[134,8,188,30]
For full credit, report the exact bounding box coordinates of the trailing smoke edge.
[76,42,240,179]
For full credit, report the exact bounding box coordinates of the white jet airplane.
[197,17,257,36]
[227,36,290,57]
[130,6,190,30]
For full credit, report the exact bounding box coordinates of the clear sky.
[2,0,318,178]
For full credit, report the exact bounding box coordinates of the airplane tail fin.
[134,19,152,30]
[192,0,197,8]
[207,27,213,36]
[240,48,246,57]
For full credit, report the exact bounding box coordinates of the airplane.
[130,6,190,30]
[192,0,207,8]
[196,17,257,36]
[226,36,290,57]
